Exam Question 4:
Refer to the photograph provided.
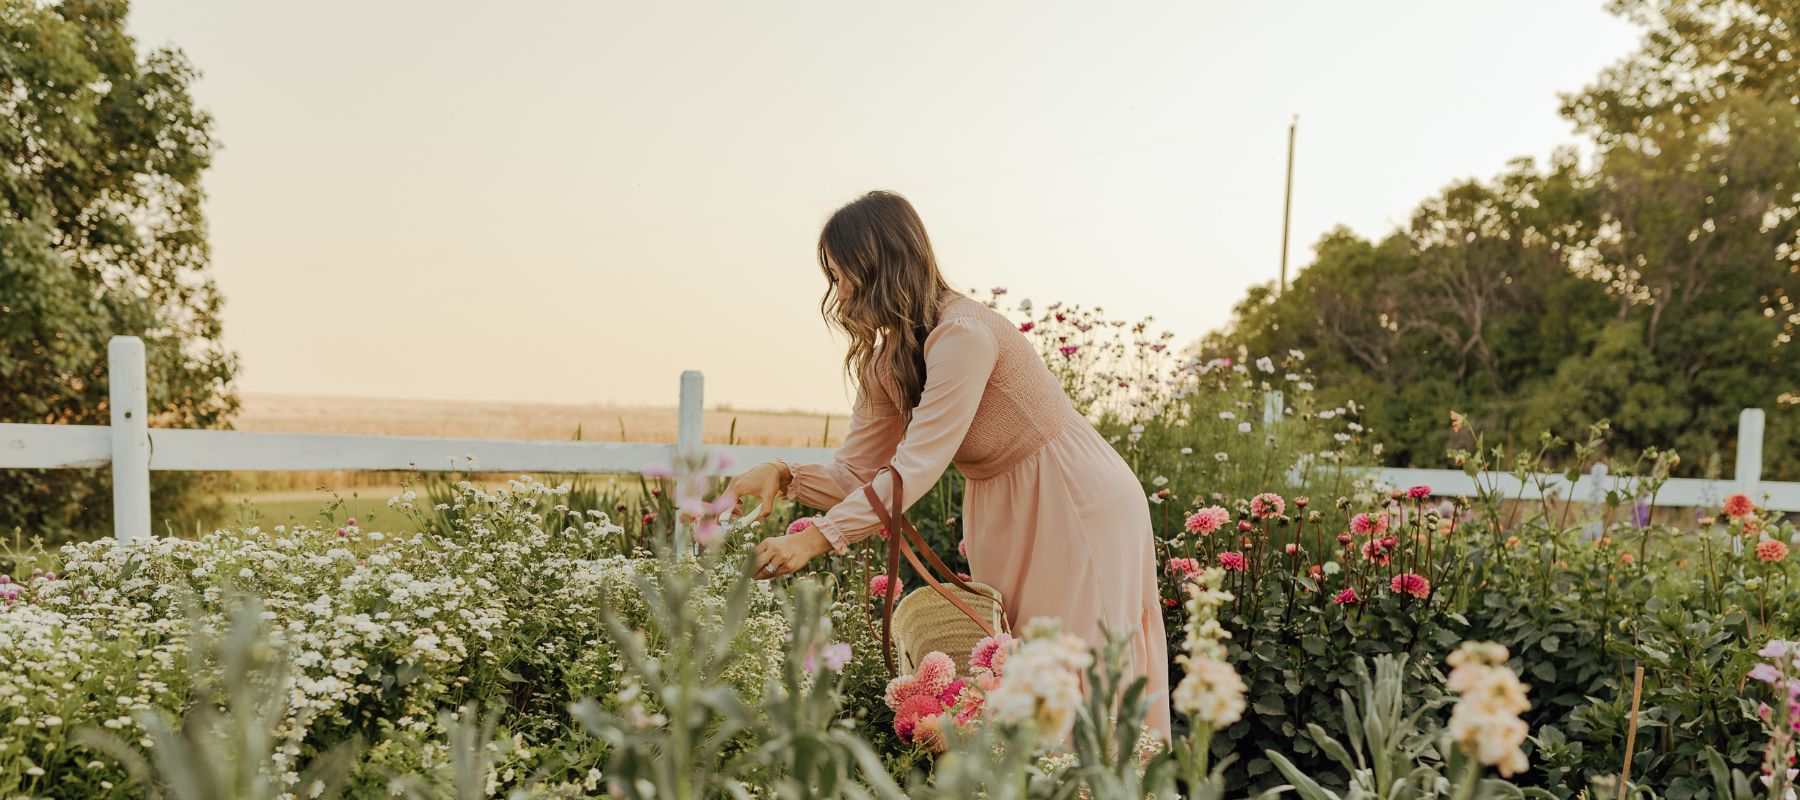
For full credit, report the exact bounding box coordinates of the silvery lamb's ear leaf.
[1266,749,1343,800]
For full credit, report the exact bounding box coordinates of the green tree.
[1,0,236,540]
[1206,0,1800,479]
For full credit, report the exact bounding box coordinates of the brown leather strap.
[864,468,995,676]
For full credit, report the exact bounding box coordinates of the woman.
[728,190,1170,737]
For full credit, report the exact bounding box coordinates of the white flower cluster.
[3,477,788,797]
[983,618,1092,746]
[1170,568,1245,727]
[1445,641,1531,777]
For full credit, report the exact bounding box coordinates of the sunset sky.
[126,1,1641,416]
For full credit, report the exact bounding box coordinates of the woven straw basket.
[864,467,1013,677]
[890,580,1009,675]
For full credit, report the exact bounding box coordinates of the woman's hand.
[725,461,791,522]
[752,522,832,580]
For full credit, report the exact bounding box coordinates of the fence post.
[674,371,704,549]
[1737,407,1765,499]
[108,336,151,542]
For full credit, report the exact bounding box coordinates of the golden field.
[210,394,845,504]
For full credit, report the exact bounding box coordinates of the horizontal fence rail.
[0,336,1793,541]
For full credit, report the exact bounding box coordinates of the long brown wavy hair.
[817,191,956,425]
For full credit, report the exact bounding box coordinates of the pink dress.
[782,292,1171,737]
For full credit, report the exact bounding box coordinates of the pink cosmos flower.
[1019,322,1035,333]
[1333,587,1359,605]
[1390,572,1430,599]
[1405,485,1432,500]
[869,575,902,599]
[1059,345,1079,357]
[1218,552,1248,572]
[1249,493,1285,519]
[786,518,813,535]
[1185,506,1229,536]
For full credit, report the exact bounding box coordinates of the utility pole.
[1279,115,1297,295]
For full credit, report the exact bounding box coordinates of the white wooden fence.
[1,336,1795,542]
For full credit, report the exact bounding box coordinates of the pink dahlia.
[972,634,1015,670]
[1360,539,1393,565]
[1249,492,1286,519]
[893,693,944,743]
[1350,512,1389,536]
[1218,551,1248,572]
[910,712,949,753]
[914,651,957,695]
[1184,506,1229,536]
[1405,485,1432,500]
[1757,539,1789,563]
[937,679,968,706]
[1390,572,1431,599]
[1165,557,1202,580]
[1333,587,1360,605]
[786,518,813,535]
[869,574,902,599]
[1724,493,1756,518]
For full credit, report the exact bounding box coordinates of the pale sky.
[126,1,1641,416]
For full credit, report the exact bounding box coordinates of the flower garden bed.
[3,296,1797,799]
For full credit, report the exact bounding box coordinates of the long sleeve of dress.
[810,318,999,553]
[782,382,904,511]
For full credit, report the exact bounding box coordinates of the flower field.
[3,295,1798,799]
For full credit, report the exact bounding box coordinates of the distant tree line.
[1206,0,1800,480]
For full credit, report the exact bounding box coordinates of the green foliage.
[1205,0,1800,479]
[0,0,238,541]
[76,597,358,800]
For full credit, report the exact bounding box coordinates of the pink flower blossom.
[1361,539,1393,565]
[1390,572,1431,599]
[914,651,956,695]
[1724,493,1756,518]
[1350,513,1388,536]
[970,632,1015,672]
[1165,557,1202,580]
[1757,540,1789,563]
[893,693,944,742]
[937,679,967,706]
[1405,485,1432,500]
[1019,322,1035,333]
[1218,551,1248,572]
[869,575,902,598]
[1333,587,1359,605]
[1059,345,1079,357]
[786,518,813,535]
[823,642,852,672]
[1249,493,1285,519]
[1184,506,1229,536]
